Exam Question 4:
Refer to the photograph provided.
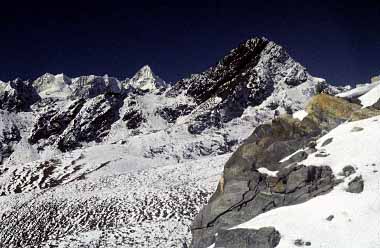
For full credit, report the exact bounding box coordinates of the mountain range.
[0,37,378,248]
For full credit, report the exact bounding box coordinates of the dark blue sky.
[1,0,379,85]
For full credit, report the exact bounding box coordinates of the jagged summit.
[33,72,72,98]
[29,66,167,99]
[167,36,321,103]
[166,37,327,133]
[126,65,167,91]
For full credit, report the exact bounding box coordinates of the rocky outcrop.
[306,94,380,124]
[370,98,380,110]
[0,124,21,164]
[191,94,378,248]
[0,79,40,112]
[29,99,85,146]
[191,115,334,247]
[123,109,146,129]
[346,176,364,193]
[215,227,281,248]
[56,93,124,151]
[157,104,195,124]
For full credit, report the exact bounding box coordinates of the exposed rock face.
[0,124,21,164]
[0,79,40,112]
[306,94,380,125]
[191,94,374,248]
[56,93,124,151]
[215,227,281,248]
[29,99,86,146]
[191,117,329,247]
[123,109,146,129]
[157,104,195,123]
[371,98,380,110]
[168,37,326,130]
[168,38,270,105]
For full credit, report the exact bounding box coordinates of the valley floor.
[0,153,230,247]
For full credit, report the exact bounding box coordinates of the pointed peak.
[36,72,71,82]
[43,72,54,77]
[134,65,154,78]
[128,65,167,91]
[37,73,55,80]
[54,73,71,81]
[55,73,65,78]
[140,64,152,71]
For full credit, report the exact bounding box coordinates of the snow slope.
[33,73,73,98]
[336,81,380,99]
[359,80,380,108]
[231,116,380,248]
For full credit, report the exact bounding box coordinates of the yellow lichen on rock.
[306,93,361,120]
[350,108,380,121]
[305,93,380,123]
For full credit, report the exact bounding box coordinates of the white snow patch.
[336,81,380,99]
[257,167,278,177]
[359,83,380,108]
[292,110,308,121]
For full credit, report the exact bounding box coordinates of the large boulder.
[306,94,380,125]
[215,227,281,248]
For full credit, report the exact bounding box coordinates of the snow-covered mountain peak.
[138,65,154,77]
[127,65,167,91]
[33,72,72,98]
[55,73,70,79]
